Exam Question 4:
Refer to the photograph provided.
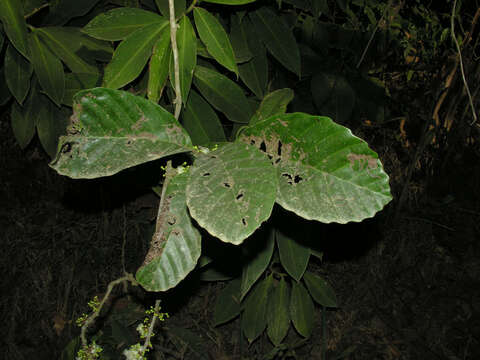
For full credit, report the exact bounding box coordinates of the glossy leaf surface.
[290,281,314,338]
[182,89,226,145]
[104,21,168,89]
[303,271,337,308]
[0,0,29,58]
[249,88,294,125]
[276,228,309,281]
[194,8,237,75]
[213,277,241,326]
[249,7,301,76]
[136,171,202,291]
[28,32,65,106]
[186,142,277,245]
[240,226,275,299]
[194,66,252,123]
[83,7,164,41]
[36,27,98,74]
[239,113,392,223]
[50,88,193,179]
[238,17,267,99]
[148,31,171,103]
[267,278,290,346]
[5,44,33,104]
[169,16,197,105]
[242,275,272,343]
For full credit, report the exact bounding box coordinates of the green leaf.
[202,0,257,4]
[11,98,36,149]
[148,30,171,103]
[182,89,227,145]
[194,8,238,75]
[193,65,252,123]
[249,88,294,125]
[186,142,277,245]
[50,88,193,179]
[83,7,165,41]
[36,98,71,158]
[267,278,290,346]
[169,15,197,105]
[103,21,168,89]
[62,72,101,107]
[28,32,65,106]
[238,113,392,223]
[238,17,267,99]
[229,13,252,63]
[155,0,185,18]
[242,275,273,343]
[0,67,12,106]
[35,27,98,74]
[213,277,241,326]
[249,7,301,76]
[311,72,356,124]
[0,0,29,59]
[290,281,314,338]
[44,0,101,26]
[240,226,275,299]
[303,271,337,308]
[136,171,202,291]
[276,228,309,281]
[5,44,33,104]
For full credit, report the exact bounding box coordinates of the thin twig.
[451,0,478,125]
[140,299,161,354]
[24,3,49,19]
[169,0,182,120]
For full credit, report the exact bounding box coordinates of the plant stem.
[169,0,182,120]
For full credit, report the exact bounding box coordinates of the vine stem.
[169,0,182,120]
[450,0,478,125]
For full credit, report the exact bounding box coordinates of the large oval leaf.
[0,0,29,58]
[238,16,268,99]
[83,7,165,41]
[36,27,98,74]
[267,278,290,346]
[290,281,314,338]
[103,21,168,89]
[240,226,275,299]
[136,171,202,291]
[50,88,193,179]
[5,44,33,104]
[186,142,277,245]
[194,8,237,75]
[242,275,273,343]
[249,7,300,76]
[169,15,197,105]
[182,89,227,145]
[303,271,337,308]
[194,66,252,123]
[28,32,65,106]
[238,113,392,223]
[276,228,309,281]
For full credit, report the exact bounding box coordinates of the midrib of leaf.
[108,23,166,88]
[36,29,96,74]
[197,11,231,67]
[196,70,243,118]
